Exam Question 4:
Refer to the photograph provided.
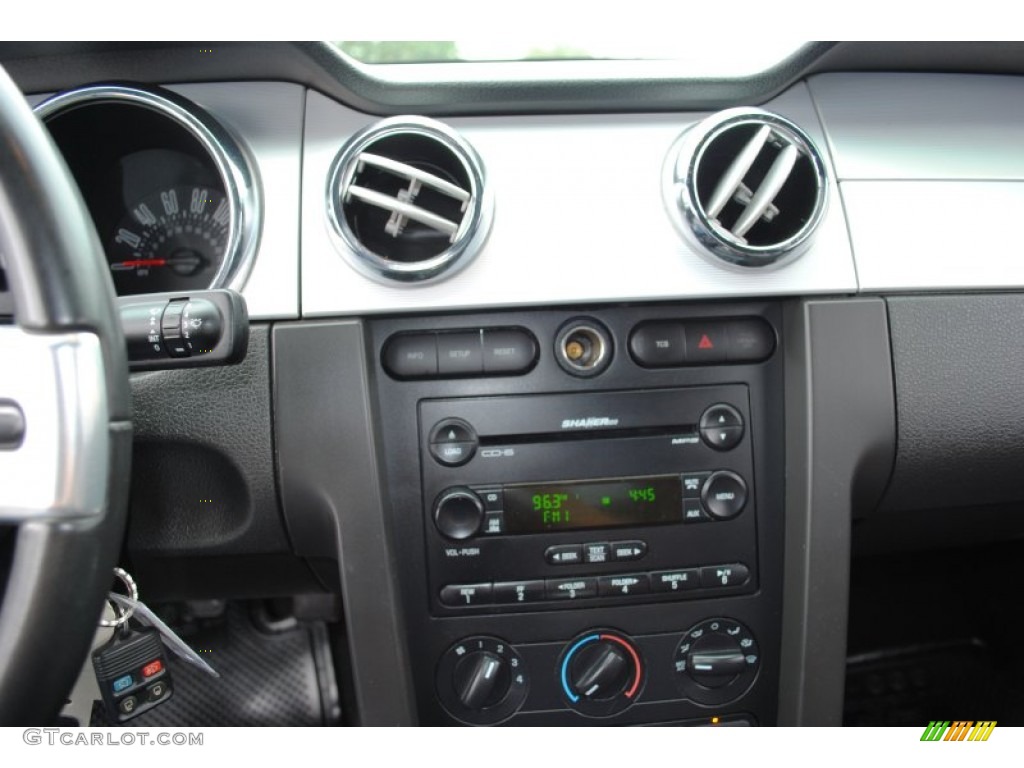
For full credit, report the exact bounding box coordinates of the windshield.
[335,41,810,77]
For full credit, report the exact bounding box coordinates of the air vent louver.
[327,117,492,284]
[663,108,828,269]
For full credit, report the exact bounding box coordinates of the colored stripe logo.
[920,721,996,741]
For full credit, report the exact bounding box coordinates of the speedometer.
[109,186,230,295]
[35,84,261,297]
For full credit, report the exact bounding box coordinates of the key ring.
[99,567,138,627]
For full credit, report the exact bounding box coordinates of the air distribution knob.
[560,631,644,717]
[673,618,760,706]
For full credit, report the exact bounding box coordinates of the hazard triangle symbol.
[698,334,714,350]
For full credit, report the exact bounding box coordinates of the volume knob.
[433,487,484,540]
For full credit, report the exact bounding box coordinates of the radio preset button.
[611,540,647,561]
[650,569,700,592]
[583,542,611,564]
[701,471,748,520]
[546,577,597,600]
[545,545,583,565]
[700,563,750,588]
[440,583,493,607]
[493,580,545,604]
[597,574,650,597]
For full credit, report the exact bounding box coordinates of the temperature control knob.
[437,636,528,725]
[673,618,759,705]
[560,631,644,717]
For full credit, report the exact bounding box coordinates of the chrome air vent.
[326,116,492,284]
[663,108,828,269]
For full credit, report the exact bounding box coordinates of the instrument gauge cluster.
[35,84,261,297]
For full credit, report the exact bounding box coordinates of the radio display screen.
[502,475,682,533]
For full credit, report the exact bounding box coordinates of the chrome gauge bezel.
[325,115,493,285]
[34,84,262,293]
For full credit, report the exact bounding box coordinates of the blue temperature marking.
[561,634,600,703]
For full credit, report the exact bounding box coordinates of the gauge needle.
[110,257,202,271]
[110,258,167,270]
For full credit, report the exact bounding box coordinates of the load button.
[428,418,479,467]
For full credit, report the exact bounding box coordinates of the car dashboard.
[3,41,1024,727]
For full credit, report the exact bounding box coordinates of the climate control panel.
[436,621,760,725]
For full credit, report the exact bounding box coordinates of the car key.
[108,592,219,678]
[92,626,173,722]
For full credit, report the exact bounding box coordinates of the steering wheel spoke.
[0,64,130,725]
[0,326,108,522]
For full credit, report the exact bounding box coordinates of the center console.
[369,302,785,725]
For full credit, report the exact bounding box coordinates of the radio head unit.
[419,386,759,614]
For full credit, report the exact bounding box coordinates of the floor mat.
[92,602,340,727]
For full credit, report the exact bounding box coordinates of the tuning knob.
[436,636,528,725]
[560,631,644,717]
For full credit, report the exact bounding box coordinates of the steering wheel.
[0,66,132,723]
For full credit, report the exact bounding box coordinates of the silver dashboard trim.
[843,180,1024,292]
[809,73,1024,181]
[301,83,857,316]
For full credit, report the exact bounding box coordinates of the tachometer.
[109,186,230,295]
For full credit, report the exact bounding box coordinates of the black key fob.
[92,628,172,722]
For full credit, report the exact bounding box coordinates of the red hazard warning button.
[685,323,728,363]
